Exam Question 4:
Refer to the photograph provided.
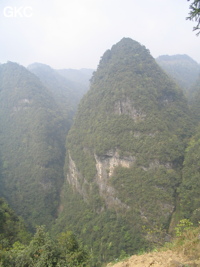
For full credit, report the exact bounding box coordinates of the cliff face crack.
[67,152,88,200]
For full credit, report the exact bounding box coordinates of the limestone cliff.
[67,149,134,209]
[61,38,192,262]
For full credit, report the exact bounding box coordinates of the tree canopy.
[187,0,200,35]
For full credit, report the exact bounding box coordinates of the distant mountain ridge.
[156,54,200,95]
[1,40,200,266]
[57,67,93,88]
[28,63,93,120]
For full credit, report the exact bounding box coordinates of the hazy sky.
[0,0,199,69]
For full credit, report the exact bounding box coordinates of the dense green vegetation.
[0,198,30,250]
[56,38,195,263]
[179,130,200,223]
[0,227,90,267]
[178,75,200,223]
[0,38,200,266]
[0,199,89,266]
[53,180,148,266]
[0,62,67,230]
[189,74,200,121]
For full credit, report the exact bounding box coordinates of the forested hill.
[55,37,194,264]
[156,54,200,96]
[0,62,68,230]
[1,39,200,266]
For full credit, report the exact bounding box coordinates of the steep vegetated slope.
[0,197,30,249]
[56,38,194,263]
[179,128,200,224]
[0,62,67,230]
[156,54,200,96]
[179,75,200,224]
[189,74,200,122]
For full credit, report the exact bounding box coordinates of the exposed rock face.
[13,98,31,112]
[95,150,134,209]
[141,160,172,171]
[114,98,146,121]
[67,149,134,209]
[95,149,135,178]
[67,152,87,198]
[61,38,193,262]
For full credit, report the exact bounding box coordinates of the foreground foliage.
[0,199,90,266]
[0,226,90,267]
[187,0,200,35]
[108,222,200,267]
[0,198,30,250]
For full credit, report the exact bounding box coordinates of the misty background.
[0,0,199,69]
